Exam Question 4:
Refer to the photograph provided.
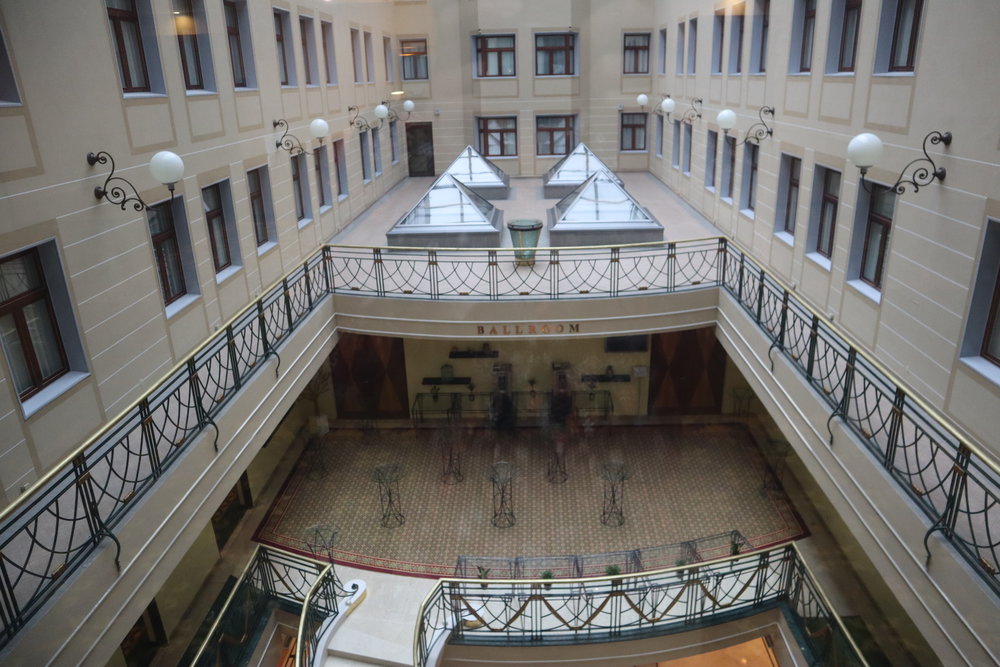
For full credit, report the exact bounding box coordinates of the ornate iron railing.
[719,245,1000,597]
[1,236,997,655]
[295,562,356,667]
[185,546,339,667]
[415,543,868,666]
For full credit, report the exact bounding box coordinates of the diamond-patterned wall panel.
[648,328,726,415]
[330,333,410,419]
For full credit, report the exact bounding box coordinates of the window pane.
[0,313,32,394]
[24,300,63,380]
[0,253,42,301]
[862,223,885,283]
[892,0,918,68]
[158,236,186,298]
[120,22,148,89]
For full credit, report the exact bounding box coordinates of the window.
[729,5,745,74]
[655,114,664,158]
[671,120,681,167]
[808,167,841,259]
[247,166,276,247]
[202,182,240,274]
[536,33,575,76]
[536,115,575,156]
[299,16,317,86]
[620,113,647,152]
[148,197,196,306]
[274,10,295,85]
[712,10,725,74]
[0,28,20,103]
[828,0,862,72]
[291,153,312,222]
[476,35,515,77]
[383,37,394,81]
[350,29,363,83]
[876,0,922,72]
[401,39,428,80]
[687,19,697,74]
[705,130,718,190]
[675,22,685,75]
[857,185,895,289]
[321,21,336,85]
[389,120,399,163]
[173,0,214,91]
[963,219,1000,368]
[363,31,375,82]
[372,127,382,176]
[0,248,68,400]
[224,1,256,88]
[623,33,650,74]
[741,143,759,212]
[333,139,349,196]
[315,146,331,207]
[791,0,817,72]
[682,123,693,174]
[750,0,769,73]
[106,0,162,93]
[658,28,667,75]
[359,130,371,181]
[722,135,736,200]
[775,155,801,236]
[479,117,518,156]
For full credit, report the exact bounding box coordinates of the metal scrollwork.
[273,118,311,156]
[740,106,775,146]
[86,151,148,212]
[681,97,703,124]
[348,105,376,131]
[890,130,952,195]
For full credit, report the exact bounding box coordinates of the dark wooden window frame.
[860,186,893,289]
[400,39,428,80]
[799,0,816,72]
[535,33,575,76]
[623,32,650,74]
[149,201,188,305]
[982,269,1000,365]
[889,0,922,72]
[291,155,306,219]
[107,0,151,93]
[816,169,840,258]
[756,0,770,72]
[174,0,204,90]
[620,112,647,151]
[299,16,314,85]
[478,116,518,157]
[838,0,862,72]
[782,157,801,234]
[536,115,575,156]
[274,10,289,85]
[724,135,736,199]
[224,0,247,87]
[247,168,269,246]
[321,21,335,84]
[0,248,69,400]
[475,34,516,78]
[732,7,745,73]
[203,184,231,273]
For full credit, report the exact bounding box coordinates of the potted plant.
[476,566,491,589]
[605,564,621,588]
[540,570,554,590]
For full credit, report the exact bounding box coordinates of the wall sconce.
[348,105,376,131]
[635,93,649,109]
[656,95,677,119]
[716,106,775,145]
[847,130,952,195]
[86,150,184,211]
[681,97,703,124]
[274,118,329,155]
[373,99,416,123]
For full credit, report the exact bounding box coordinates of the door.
[647,328,727,414]
[406,122,435,176]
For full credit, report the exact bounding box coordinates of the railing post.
[666,242,676,292]
[610,247,620,297]
[737,253,745,302]
[776,290,789,348]
[549,249,560,300]
[838,348,857,422]
[805,315,819,378]
[226,325,242,389]
[303,260,313,309]
[256,300,270,356]
[717,237,728,287]
[0,554,21,637]
[322,246,332,294]
[282,278,294,328]
[428,250,439,300]
[138,398,162,478]
[941,446,971,541]
[373,247,386,297]
[883,388,906,469]
[187,359,208,428]
[754,268,765,323]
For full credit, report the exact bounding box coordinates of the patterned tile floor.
[253,422,806,577]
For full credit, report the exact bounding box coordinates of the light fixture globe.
[636,93,649,107]
[660,97,676,114]
[847,132,884,170]
[402,99,415,112]
[309,118,330,140]
[716,109,737,132]
[374,103,390,119]
[149,151,185,186]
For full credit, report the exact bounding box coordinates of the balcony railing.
[0,237,996,655]
[414,543,869,666]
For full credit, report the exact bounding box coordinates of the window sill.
[280,84,299,89]
[847,278,882,304]
[705,185,716,193]
[873,70,916,78]
[720,196,733,206]
[375,171,383,177]
[318,204,333,215]
[402,78,429,82]
[234,86,260,93]
[305,84,320,89]
[185,89,218,97]
[620,150,648,155]
[473,75,517,80]
[166,293,201,320]
[484,155,518,160]
[257,240,279,257]
[215,265,242,285]
[959,356,1000,389]
[297,216,314,229]
[534,74,579,79]
[21,371,90,420]
[787,71,811,77]
[774,231,794,247]
[338,193,349,202]
[623,72,652,77]
[823,71,856,78]
[806,252,832,271]
[740,208,756,220]
[123,91,167,99]
[682,170,691,177]
[0,100,24,108]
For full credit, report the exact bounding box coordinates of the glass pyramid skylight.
[542,143,622,197]
[548,169,662,246]
[386,173,501,247]
[443,145,510,199]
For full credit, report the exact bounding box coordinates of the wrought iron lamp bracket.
[348,105,378,131]
[681,97,703,124]
[273,118,313,156]
[86,151,153,212]
[890,130,951,195]
[738,106,775,146]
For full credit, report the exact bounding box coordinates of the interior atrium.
[0,1,997,666]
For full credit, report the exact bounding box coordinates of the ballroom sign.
[476,323,581,335]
